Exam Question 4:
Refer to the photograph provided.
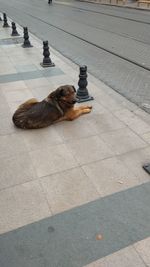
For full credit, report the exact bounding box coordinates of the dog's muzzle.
[72,99,77,104]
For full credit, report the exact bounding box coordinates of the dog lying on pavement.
[12,85,92,129]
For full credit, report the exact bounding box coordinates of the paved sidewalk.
[0,16,150,267]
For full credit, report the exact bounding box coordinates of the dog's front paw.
[87,105,92,109]
[80,105,92,110]
[83,108,92,114]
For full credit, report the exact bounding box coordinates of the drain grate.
[0,37,23,45]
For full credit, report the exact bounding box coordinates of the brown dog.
[12,85,92,129]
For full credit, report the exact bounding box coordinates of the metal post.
[40,40,55,67]
[3,13,9,27]
[76,65,94,103]
[22,27,33,48]
[11,22,20,36]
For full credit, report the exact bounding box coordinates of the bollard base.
[76,95,94,103]
[11,33,20,37]
[3,24,10,28]
[40,62,55,68]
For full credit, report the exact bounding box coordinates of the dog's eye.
[60,89,66,97]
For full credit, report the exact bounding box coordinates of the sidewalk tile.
[30,144,78,177]
[24,77,50,88]
[134,108,150,125]
[0,115,16,135]
[100,128,147,155]
[114,109,150,135]
[142,132,150,144]
[0,133,28,159]
[86,101,108,115]
[134,237,150,267]
[0,64,17,75]
[67,135,113,165]
[84,245,146,267]
[14,64,38,73]
[0,152,37,190]
[0,80,28,90]
[0,91,10,118]
[0,181,51,234]
[54,116,98,141]
[88,112,126,134]
[30,85,52,100]
[82,157,141,197]
[20,126,63,151]
[95,90,123,112]
[2,87,33,103]
[46,73,74,86]
[118,146,150,182]
[40,167,100,214]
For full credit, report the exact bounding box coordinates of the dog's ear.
[49,87,65,99]
[49,90,57,99]
[72,85,76,92]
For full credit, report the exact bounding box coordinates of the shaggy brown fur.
[12,85,92,129]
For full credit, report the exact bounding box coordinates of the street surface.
[0,0,150,111]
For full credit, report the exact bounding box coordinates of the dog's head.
[49,85,77,106]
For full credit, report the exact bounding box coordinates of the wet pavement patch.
[0,182,150,267]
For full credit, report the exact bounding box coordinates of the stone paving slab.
[134,237,150,267]
[84,245,147,267]
[82,156,149,197]
[0,181,51,234]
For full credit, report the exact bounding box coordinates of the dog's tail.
[18,98,38,109]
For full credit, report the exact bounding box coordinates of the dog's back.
[12,99,61,129]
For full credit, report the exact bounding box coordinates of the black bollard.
[3,13,9,27]
[48,0,52,4]
[0,16,2,21]
[76,65,94,103]
[11,22,20,36]
[40,40,55,67]
[22,27,33,48]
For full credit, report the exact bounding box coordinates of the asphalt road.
[0,0,150,111]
